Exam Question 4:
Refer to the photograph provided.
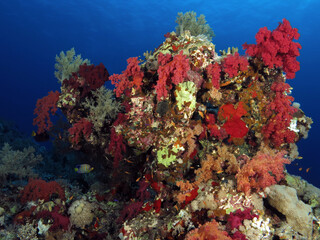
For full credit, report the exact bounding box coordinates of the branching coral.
[0,143,42,181]
[54,47,91,83]
[175,11,215,41]
[82,86,122,132]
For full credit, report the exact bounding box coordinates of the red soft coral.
[66,63,109,97]
[236,150,290,194]
[68,118,93,146]
[20,178,65,204]
[228,208,258,230]
[262,82,297,146]
[33,91,60,134]
[222,52,249,78]
[37,210,70,231]
[243,18,301,79]
[206,62,221,89]
[218,102,248,141]
[205,113,228,140]
[155,51,190,100]
[110,57,144,97]
[108,128,127,168]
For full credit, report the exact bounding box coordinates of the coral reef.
[2,15,318,239]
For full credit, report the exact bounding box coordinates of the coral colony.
[2,12,320,239]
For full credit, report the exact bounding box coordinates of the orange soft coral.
[185,219,232,240]
[236,150,290,194]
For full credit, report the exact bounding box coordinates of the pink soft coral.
[236,150,290,194]
[33,90,60,134]
[243,18,301,79]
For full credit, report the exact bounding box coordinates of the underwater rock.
[266,184,313,238]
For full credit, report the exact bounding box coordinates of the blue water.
[1,0,319,187]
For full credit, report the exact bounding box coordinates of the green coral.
[82,86,122,132]
[157,142,182,167]
[175,11,215,41]
[0,143,42,181]
[54,47,91,83]
[175,81,197,111]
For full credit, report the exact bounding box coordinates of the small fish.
[198,111,205,118]
[32,130,50,142]
[74,164,94,173]
[306,168,310,173]
[299,167,302,171]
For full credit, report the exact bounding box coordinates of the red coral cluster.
[108,127,126,168]
[262,81,297,146]
[37,210,70,231]
[33,90,60,134]
[20,178,66,204]
[68,118,93,146]
[66,63,109,97]
[222,52,249,78]
[206,62,221,89]
[203,113,228,140]
[227,208,258,230]
[218,102,248,141]
[155,50,190,100]
[110,57,144,97]
[243,18,301,79]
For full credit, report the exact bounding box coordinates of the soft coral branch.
[33,91,60,134]
[236,150,290,194]
[155,51,190,101]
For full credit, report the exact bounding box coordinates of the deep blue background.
[1,0,319,187]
